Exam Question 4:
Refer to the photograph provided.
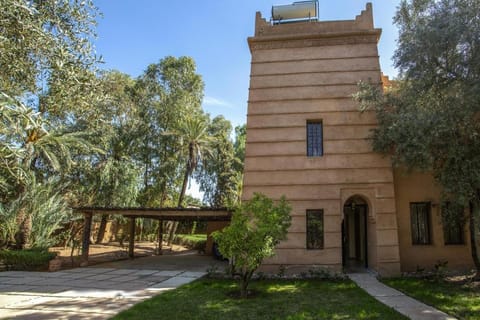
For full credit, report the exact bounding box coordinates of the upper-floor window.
[442,203,465,245]
[307,121,323,157]
[410,202,431,245]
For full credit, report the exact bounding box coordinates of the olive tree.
[355,0,480,277]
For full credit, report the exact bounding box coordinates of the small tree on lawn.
[212,193,291,298]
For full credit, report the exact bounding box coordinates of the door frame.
[342,199,368,269]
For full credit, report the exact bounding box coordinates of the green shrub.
[0,248,56,271]
[0,178,74,248]
[172,234,207,250]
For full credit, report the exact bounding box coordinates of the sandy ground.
[50,241,191,270]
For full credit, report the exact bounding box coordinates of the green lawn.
[175,234,207,242]
[383,278,480,320]
[112,279,407,320]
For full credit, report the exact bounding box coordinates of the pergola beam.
[74,207,232,266]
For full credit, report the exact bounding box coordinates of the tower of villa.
[243,3,401,275]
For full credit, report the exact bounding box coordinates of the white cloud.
[203,96,233,108]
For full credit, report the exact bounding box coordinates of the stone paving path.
[0,267,206,319]
[348,273,457,320]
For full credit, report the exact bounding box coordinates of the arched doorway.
[342,196,368,271]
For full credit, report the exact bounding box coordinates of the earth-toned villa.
[241,2,475,276]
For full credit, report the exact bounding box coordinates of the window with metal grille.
[410,202,431,245]
[306,209,324,249]
[442,203,465,245]
[307,121,323,157]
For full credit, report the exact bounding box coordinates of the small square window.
[410,202,431,245]
[307,209,324,249]
[307,121,323,157]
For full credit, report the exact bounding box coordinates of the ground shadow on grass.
[112,279,408,320]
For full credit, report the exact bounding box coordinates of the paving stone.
[45,271,73,278]
[0,284,15,292]
[0,271,44,278]
[85,281,121,290]
[60,268,87,273]
[397,306,457,320]
[14,296,119,314]
[28,286,70,294]
[77,268,112,274]
[2,286,40,294]
[55,289,125,299]
[2,277,45,285]
[179,271,206,278]
[104,269,138,275]
[0,309,112,320]
[27,278,72,286]
[9,295,59,308]
[363,286,405,297]
[112,282,147,290]
[144,275,169,283]
[0,293,37,308]
[152,270,183,277]
[54,272,92,280]
[153,276,195,289]
[84,274,118,281]
[87,268,117,273]
[61,280,100,288]
[0,272,14,277]
[0,253,227,319]
[348,273,457,320]
[130,269,158,276]
[107,275,141,282]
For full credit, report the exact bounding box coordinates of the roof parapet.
[254,2,376,37]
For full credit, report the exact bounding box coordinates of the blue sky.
[93,0,402,199]
[95,0,402,128]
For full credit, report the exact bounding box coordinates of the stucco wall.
[243,4,400,276]
[394,169,474,271]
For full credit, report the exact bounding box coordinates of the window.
[442,203,465,245]
[306,209,324,249]
[410,202,431,245]
[307,121,323,157]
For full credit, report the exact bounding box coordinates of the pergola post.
[80,212,93,267]
[157,219,163,255]
[128,217,135,259]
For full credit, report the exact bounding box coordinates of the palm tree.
[1,95,97,248]
[177,115,213,207]
[166,115,213,244]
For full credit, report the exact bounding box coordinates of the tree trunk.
[14,207,31,249]
[96,214,108,244]
[469,201,480,280]
[240,270,254,298]
[178,163,190,208]
[167,164,191,245]
[240,279,248,298]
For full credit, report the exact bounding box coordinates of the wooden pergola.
[73,207,232,266]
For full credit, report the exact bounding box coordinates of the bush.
[213,193,291,298]
[172,234,207,252]
[0,178,74,248]
[0,248,56,271]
